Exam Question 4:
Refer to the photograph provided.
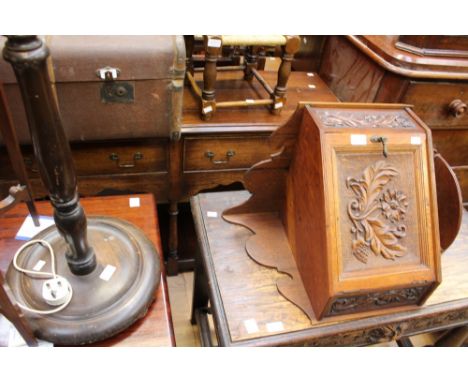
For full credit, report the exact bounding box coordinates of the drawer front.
[183,136,271,172]
[403,81,468,129]
[69,141,168,175]
[0,140,168,179]
[432,129,468,166]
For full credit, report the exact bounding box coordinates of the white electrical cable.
[12,239,73,315]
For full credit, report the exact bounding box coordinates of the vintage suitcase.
[0,35,185,143]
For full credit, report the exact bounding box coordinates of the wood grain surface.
[0,194,175,347]
[183,71,338,126]
[192,191,468,346]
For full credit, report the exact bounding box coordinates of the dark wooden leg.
[435,326,468,346]
[272,36,300,115]
[183,35,195,86]
[167,139,182,276]
[193,308,213,347]
[190,250,210,325]
[0,85,39,226]
[244,46,259,81]
[201,35,221,120]
[166,201,179,276]
[0,272,37,346]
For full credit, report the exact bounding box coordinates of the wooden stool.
[185,35,301,120]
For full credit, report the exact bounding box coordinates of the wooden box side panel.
[284,109,330,316]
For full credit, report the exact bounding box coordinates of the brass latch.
[370,136,388,158]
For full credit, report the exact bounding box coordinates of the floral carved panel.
[347,160,409,264]
[314,110,417,129]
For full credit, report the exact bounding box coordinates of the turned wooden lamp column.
[3,35,96,275]
[3,35,160,346]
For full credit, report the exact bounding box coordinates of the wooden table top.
[191,191,468,346]
[0,194,175,347]
[182,70,339,130]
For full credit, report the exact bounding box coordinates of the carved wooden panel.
[327,286,428,316]
[315,110,417,129]
[336,153,421,274]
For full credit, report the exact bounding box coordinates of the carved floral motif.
[315,110,416,129]
[347,160,408,263]
[305,309,468,346]
[329,286,427,316]
[380,189,408,223]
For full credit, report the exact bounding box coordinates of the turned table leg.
[201,35,221,120]
[272,35,300,115]
[167,201,180,276]
[244,45,259,81]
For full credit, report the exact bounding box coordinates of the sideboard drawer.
[17,140,168,178]
[403,81,468,129]
[183,136,271,172]
[432,129,468,166]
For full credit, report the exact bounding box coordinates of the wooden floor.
[166,272,200,347]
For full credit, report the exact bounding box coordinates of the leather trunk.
[0,35,185,144]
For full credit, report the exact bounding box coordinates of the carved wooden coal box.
[224,103,449,320]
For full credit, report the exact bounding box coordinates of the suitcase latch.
[96,66,120,80]
[96,66,134,103]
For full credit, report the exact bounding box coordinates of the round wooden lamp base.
[6,216,161,346]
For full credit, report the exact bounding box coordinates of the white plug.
[42,276,72,306]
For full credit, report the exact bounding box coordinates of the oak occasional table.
[0,194,175,347]
[190,191,468,346]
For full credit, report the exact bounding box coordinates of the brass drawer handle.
[449,99,467,118]
[205,150,236,164]
[109,152,143,168]
[370,136,388,158]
